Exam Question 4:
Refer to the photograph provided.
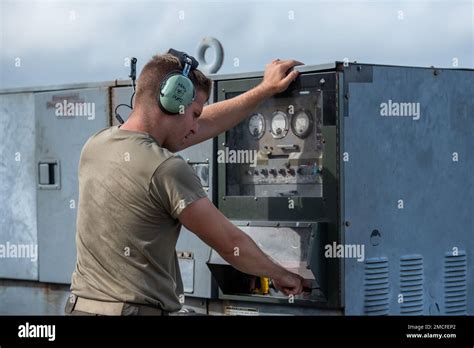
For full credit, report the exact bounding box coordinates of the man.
[65,51,305,316]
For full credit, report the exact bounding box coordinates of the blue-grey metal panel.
[176,229,216,299]
[0,80,116,95]
[35,87,109,283]
[0,279,69,315]
[111,86,133,126]
[0,93,38,280]
[342,64,474,315]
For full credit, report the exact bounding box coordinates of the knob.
[287,168,296,176]
[269,168,277,176]
[278,169,286,176]
[260,169,268,176]
[297,166,310,175]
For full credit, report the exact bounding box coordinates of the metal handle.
[38,160,61,190]
[276,144,299,151]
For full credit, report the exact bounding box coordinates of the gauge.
[291,110,313,138]
[270,111,289,138]
[248,113,265,139]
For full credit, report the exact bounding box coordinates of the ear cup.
[158,73,195,114]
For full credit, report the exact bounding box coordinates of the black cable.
[115,57,137,125]
[129,57,137,109]
[129,78,136,109]
[114,103,131,125]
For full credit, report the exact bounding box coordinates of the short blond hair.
[135,53,212,106]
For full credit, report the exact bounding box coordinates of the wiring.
[114,57,137,124]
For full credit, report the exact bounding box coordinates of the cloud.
[0,0,472,89]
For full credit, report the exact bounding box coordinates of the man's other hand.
[260,59,304,96]
[271,271,305,296]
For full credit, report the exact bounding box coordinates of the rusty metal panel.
[0,92,38,281]
[0,279,69,315]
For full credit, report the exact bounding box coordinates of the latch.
[38,160,61,189]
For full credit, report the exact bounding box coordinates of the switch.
[297,166,306,175]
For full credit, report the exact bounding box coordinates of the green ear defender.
[158,49,199,115]
[159,74,195,114]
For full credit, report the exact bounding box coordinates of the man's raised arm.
[185,59,303,147]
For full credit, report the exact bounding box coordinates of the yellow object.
[260,277,270,295]
[252,276,270,295]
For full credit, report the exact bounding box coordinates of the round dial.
[270,111,289,138]
[291,110,313,138]
[248,113,265,139]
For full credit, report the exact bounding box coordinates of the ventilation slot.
[364,257,389,315]
[444,252,467,315]
[400,255,424,315]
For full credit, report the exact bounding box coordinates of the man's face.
[163,90,207,152]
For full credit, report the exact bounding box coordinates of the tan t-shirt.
[70,125,207,312]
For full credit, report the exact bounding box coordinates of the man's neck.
[120,110,165,147]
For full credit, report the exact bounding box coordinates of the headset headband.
[167,48,199,75]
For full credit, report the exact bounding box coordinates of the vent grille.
[364,257,389,315]
[444,252,467,315]
[400,255,424,315]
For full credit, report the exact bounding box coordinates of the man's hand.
[271,271,305,296]
[179,198,308,290]
[259,59,304,96]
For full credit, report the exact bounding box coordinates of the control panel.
[209,71,339,308]
[224,89,324,198]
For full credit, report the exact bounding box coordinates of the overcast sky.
[0,0,473,89]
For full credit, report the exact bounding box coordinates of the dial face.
[270,111,289,138]
[292,110,313,138]
[248,113,265,139]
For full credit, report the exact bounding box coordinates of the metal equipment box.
[204,62,473,315]
[0,62,472,315]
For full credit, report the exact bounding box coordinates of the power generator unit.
[0,62,472,315]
